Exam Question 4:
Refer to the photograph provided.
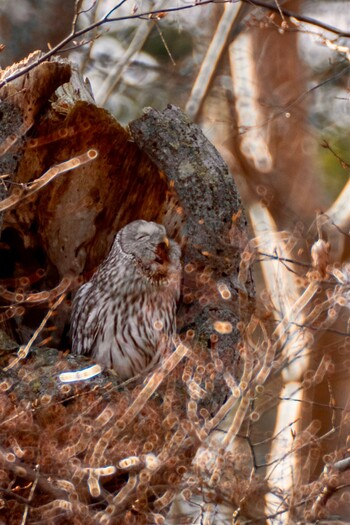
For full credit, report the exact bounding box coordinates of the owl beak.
[155,237,170,264]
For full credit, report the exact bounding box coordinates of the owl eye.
[136,234,148,241]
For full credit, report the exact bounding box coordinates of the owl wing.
[71,282,104,356]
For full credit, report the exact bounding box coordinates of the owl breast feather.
[71,251,180,380]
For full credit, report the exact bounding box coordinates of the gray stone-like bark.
[130,106,254,389]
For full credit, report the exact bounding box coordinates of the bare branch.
[0,149,97,212]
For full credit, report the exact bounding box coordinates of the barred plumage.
[71,220,181,379]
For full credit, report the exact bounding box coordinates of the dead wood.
[130,104,254,392]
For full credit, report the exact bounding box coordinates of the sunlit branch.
[0,149,97,212]
[4,293,68,371]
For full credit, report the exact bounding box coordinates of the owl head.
[115,220,181,279]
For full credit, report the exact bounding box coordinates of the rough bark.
[0,52,71,233]
[130,105,254,378]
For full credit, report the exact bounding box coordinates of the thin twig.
[4,293,68,371]
[242,0,350,37]
[0,0,349,91]
[21,474,38,525]
[0,447,68,501]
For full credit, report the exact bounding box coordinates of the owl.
[71,220,182,380]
